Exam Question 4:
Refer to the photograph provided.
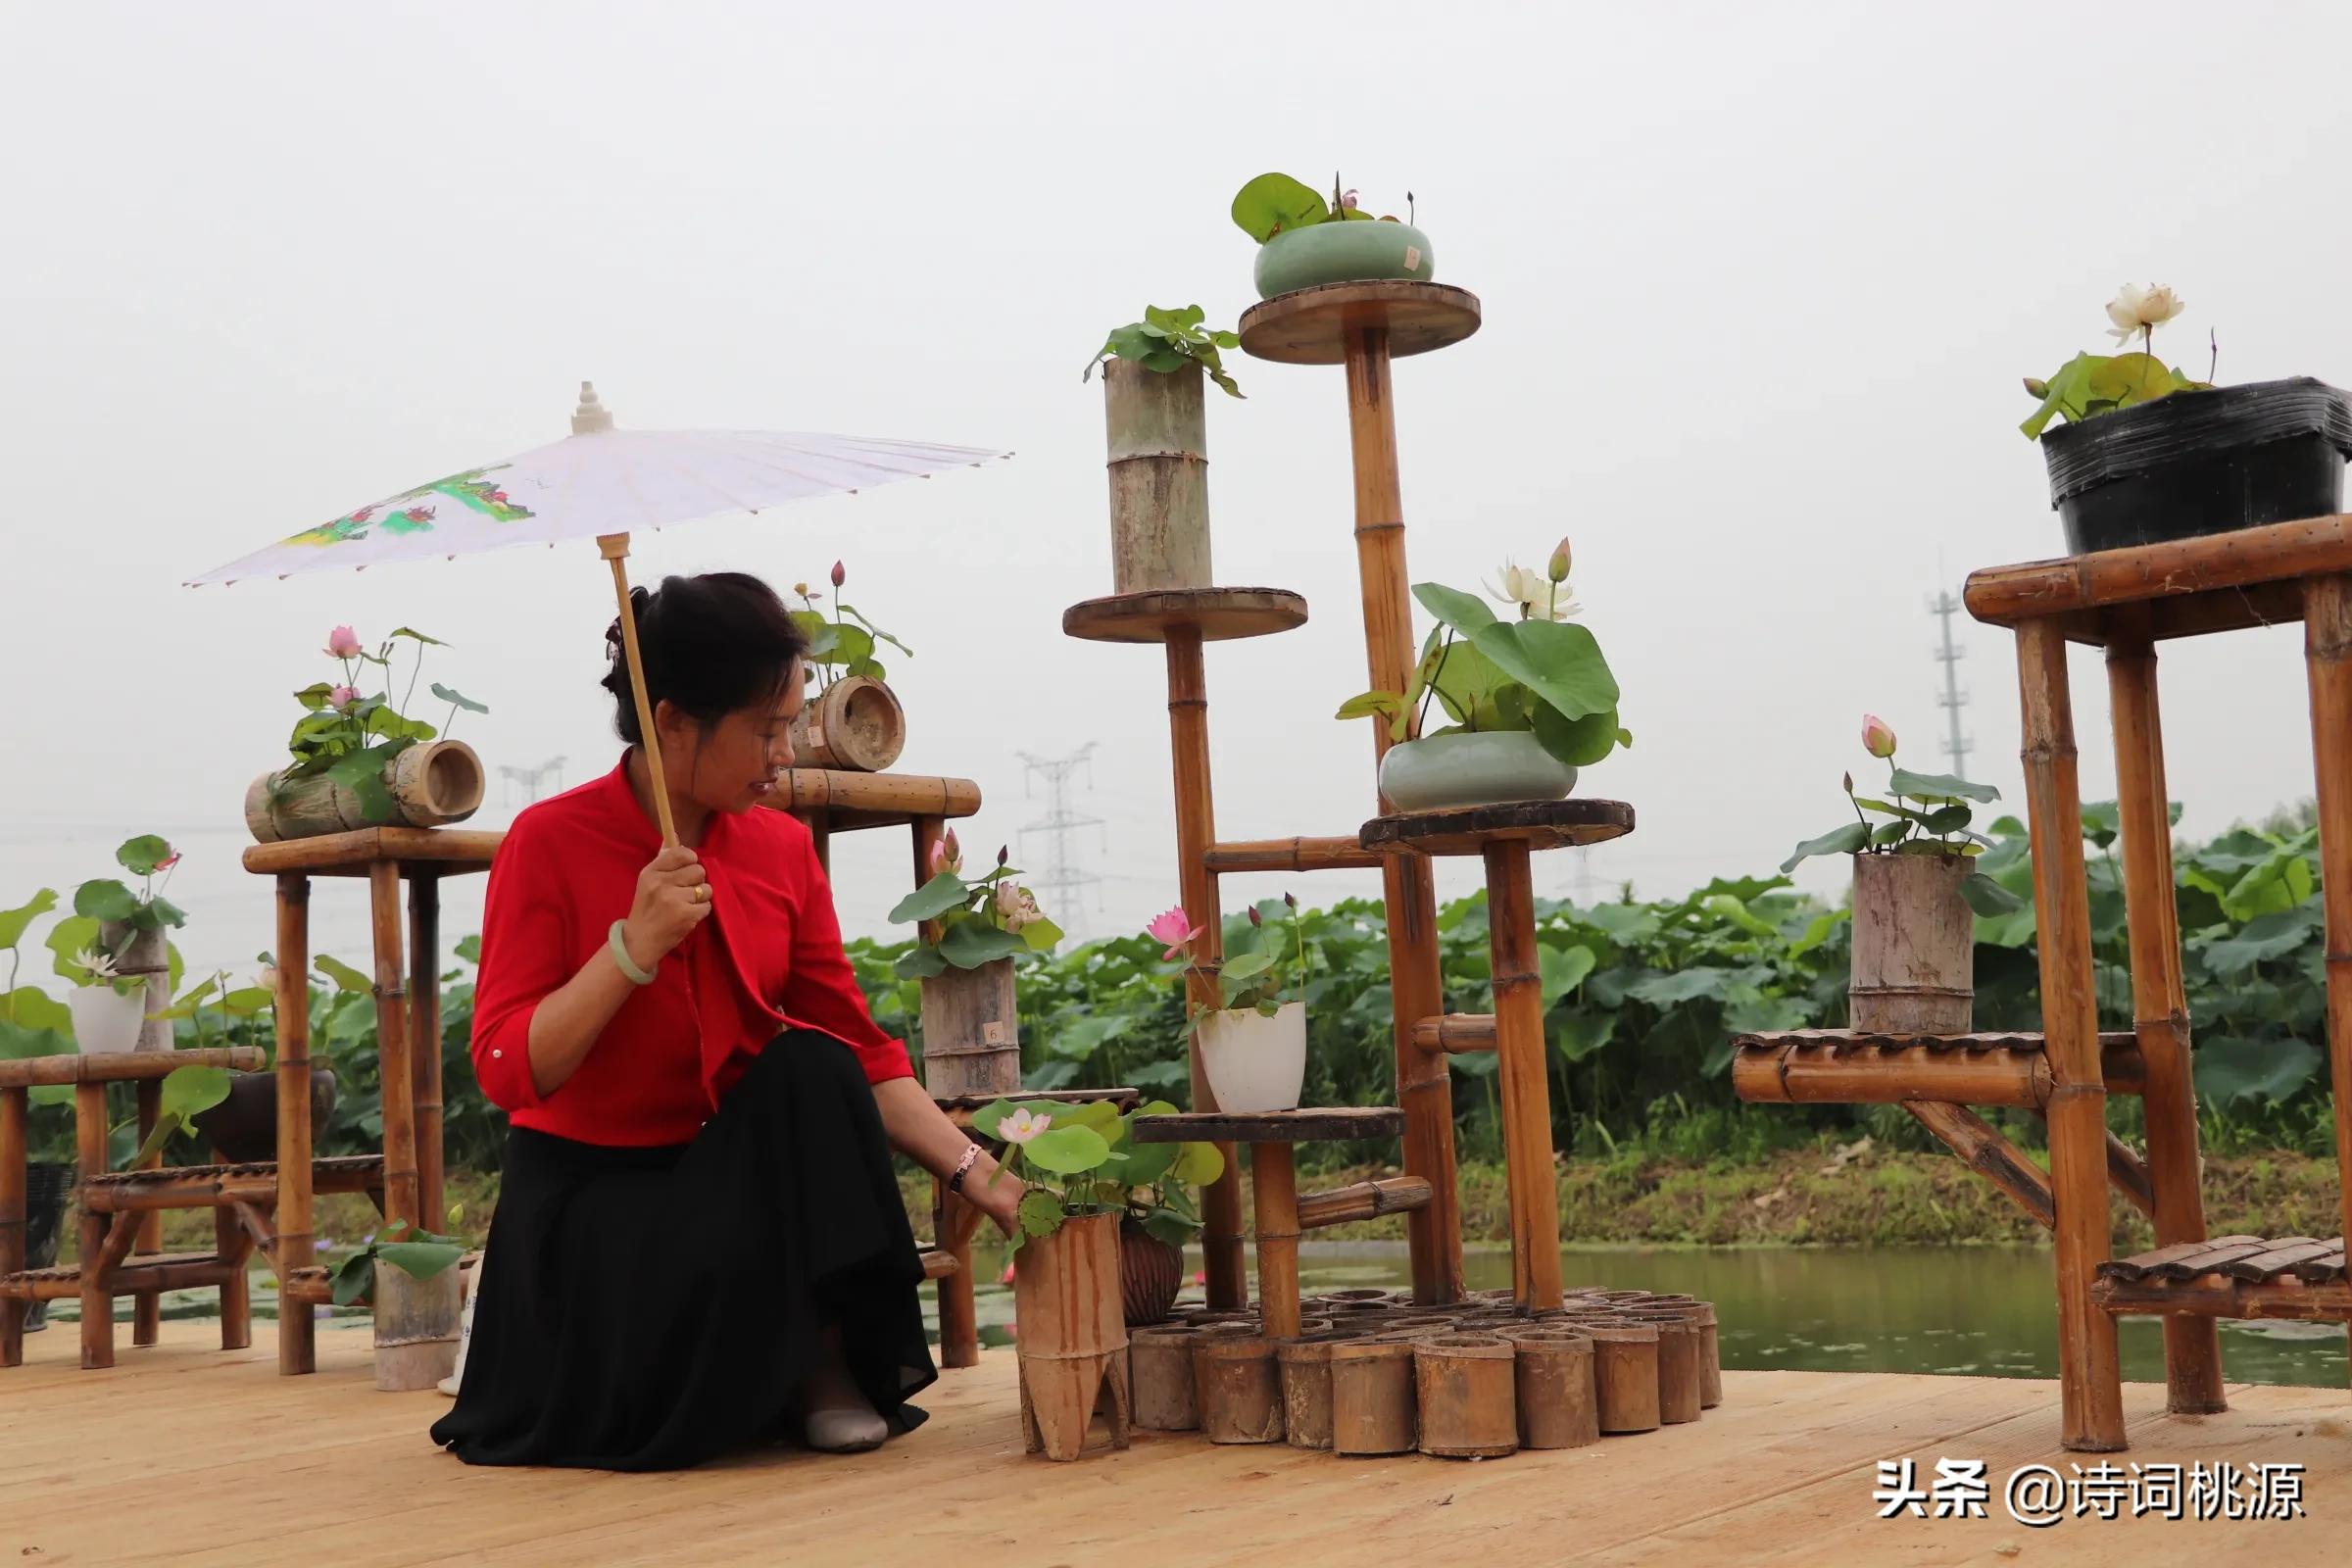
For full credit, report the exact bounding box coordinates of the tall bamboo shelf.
[1067,279,1636,1312]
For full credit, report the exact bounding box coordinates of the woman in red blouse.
[429,571,1019,1470]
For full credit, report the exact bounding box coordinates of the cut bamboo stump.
[1194,1331,1284,1444]
[788,676,906,773]
[1848,851,1975,1032]
[1500,1329,1599,1449]
[1277,1335,1343,1450]
[245,740,486,843]
[372,1261,462,1393]
[1413,1334,1518,1458]
[1012,1211,1131,1461]
[1329,1338,1419,1456]
[918,958,1020,1098]
[1586,1322,1662,1434]
[1129,1325,1203,1432]
[1102,358,1211,593]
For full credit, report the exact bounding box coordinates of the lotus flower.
[154,848,180,872]
[2106,284,2185,344]
[1861,713,1897,760]
[929,829,963,878]
[995,882,1042,932]
[329,685,360,709]
[1484,559,1581,621]
[324,624,363,659]
[1147,907,1202,961]
[1002,1106,1052,1145]
[72,947,118,982]
[258,964,280,992]
[1547,536,1573,583]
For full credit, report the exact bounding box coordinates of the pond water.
[950,1241,2351,1390]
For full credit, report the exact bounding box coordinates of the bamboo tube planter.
[1102,359,1212,592]
[1013,1210,1132,1461]
[1193,1331,1283,1445]
[917,958,1021,1098]
[1329,1337,1419,1456]
[373,1261,462,1393]
[1278,1335,1343,1450]
[1586,1321,1662,1433]
[1129,1325,1203,1432]
[788,676,906,773]
[1847,852,1975,1033]
[1500,1329,1599,1449]
[1413,1334,1518,1458]
[1629,1311,1703,1424]
[244,740,486,843]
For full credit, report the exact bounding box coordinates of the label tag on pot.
[1404,246,1422,270]
[982,1021,1010,1045]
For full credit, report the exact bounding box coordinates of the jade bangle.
[608,920,657,986]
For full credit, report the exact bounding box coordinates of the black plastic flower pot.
[24,1161,74,1333]
[2041,377,2352,556]
[190,1068,338,1165]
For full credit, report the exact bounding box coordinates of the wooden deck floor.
[7,1321,2351,1564]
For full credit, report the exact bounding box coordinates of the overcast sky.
[6,1,2350,984]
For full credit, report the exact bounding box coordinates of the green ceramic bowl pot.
[1254,220,1436,300]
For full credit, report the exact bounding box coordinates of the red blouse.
[469,756,912,1147]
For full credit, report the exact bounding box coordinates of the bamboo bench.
[0,1048,270,1369]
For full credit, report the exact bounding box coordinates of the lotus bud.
[2023,377,2049,399]
[1547,536,1573,583]
[1249,906,1263,927]
[1284,892,1297,908]
[1841,770,1855,795]
[1861,713,1897,760]
[997,844,1008,866]
[793,581,810,597]
[830,561,846,588]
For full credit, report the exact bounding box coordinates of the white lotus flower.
[72,948,119,982]
[1002,1107,1053,1145]
[1483,559,1582,621]
[994,882,1043,932]
[2105,284,2185,344]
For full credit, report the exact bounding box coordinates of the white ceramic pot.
[1197,1002,1307,1113]
[68,986,146,1054]
[1377,731,1577,813]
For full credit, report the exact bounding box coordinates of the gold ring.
[693,883,710,904]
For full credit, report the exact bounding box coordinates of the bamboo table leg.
[1251,1143,1302,1342]
[1166,627,1246,1310]
[0,1086,24,1367]
[934,1173,980,1369]
[2303,573,2352,1379]
[132,1078,162,1347]
[369,862,419,1231]
[74,1082,111,1370]
[214,1199,251,1351]
[1344,323,1463,1305]
[408,872,445,1231]
[2106,620,2225,1413]
[275,873,317,1376]
[1484,842,1565,1313]
[2016,621,2127,1450]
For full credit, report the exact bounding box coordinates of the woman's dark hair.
[602,571,808,744]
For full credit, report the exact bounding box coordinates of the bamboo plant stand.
[1362,801,1637,1311]
[244,825,498,1374]
[1946,512,2352,1451]
[0,1047,267,1369]
[1063,280,1489,1309]
[1132,1108,1408,1339]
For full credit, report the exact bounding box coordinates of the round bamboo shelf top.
[1360,799,1636,858]
[1131,1106,1406,1144]
[1061,586,1308,644]
[1239,281,1482,367]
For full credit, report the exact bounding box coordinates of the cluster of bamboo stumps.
[1126,1288,1721,1459]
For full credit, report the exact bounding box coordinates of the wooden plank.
[240,827,503,877]
[1965,511,2352,625]
[1061,587,1307,645]
[1240,280,1483,367]
[1130,1108,1405,1144]
[1360,799,1636,858]
[0,1047,265,1090]
[2222,1237,2339,1281]
[760,769,983,830]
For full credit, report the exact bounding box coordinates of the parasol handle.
[598,532,679,847]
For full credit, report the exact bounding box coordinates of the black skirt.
[428,1029,936,1470]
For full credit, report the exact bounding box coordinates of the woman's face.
[665,660,807,813]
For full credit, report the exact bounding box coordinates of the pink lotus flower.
[329,685,360,709]
[1861,713,1897,760]
[1002,1106,1053,1144]
[324,624,363,659]
[1001,1260,1015,1286]
[830,561,846,589]
[1147,907,1203,962]
[154,849,180,872]
[928,828,963,878]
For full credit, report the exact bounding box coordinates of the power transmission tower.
[1016,744,1106,937]
[500,755,567,807]
[1928,592,1973,772]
